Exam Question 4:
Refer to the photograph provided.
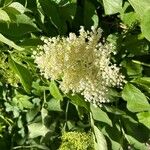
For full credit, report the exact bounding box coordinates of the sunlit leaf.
[9,2,26,14]
[137,111,150,129]
[49,80,63,101]
[93,125,108,150]
[47,98,62,111]
[9,57,32,93]
[13,94,33,109]
[0,33,24,50]
[0,9,10,22]
[125,134,148,150]
[90,104,112,126]
[128,0,150,41]
[122,83,150,112]
[102,0,122,15]
[28,122,49,138]
[128,0,150,18]
[141,9,150,41]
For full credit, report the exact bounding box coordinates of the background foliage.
[0,0,150,149]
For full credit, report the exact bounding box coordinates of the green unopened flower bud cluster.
[59,131,94,150]
[0,53,19,86]
[34,26,124,106]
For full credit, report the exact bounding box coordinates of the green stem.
[132,60,150,67]
[64,101,70,131]
[12,145,49,150]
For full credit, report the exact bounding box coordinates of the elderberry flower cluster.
[34,26,124,106]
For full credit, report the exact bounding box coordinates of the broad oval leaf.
[90,104,112,126]
[122,83,150,112]
[49,80,63,101]
[137,111,150,129]
[93,125,108,150]
[67,94,89,110]
[9,57,32,93]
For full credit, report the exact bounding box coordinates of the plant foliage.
[0,0,150,150]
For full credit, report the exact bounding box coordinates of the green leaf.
[9,2,26,14]
[93,125,108,150]
[32,81,49,96]
[122,115,149,142]
[110,140,123,150]
[20,98,33,109]
[128,0,150,18]
[92,14,99,28]
[107,88,121,102]
[137,111,150,129]
[104,106,126,115]
[84,0,98,28]
[13,94,33,109]
[101,126,123,150]
[125,134,148,150]
[47,98,62,112]
[39,0,67,34]
[58,2,76,25]
[0,15,39,38]
[67,94,89,110]
[128,0,150,41]
[121,59,143,77]
[120,11,138,27]
[3,7,20,21]
[102,0,122,15]
[28,122,49,138]
[18,38,43,47]
[122,83,150,112]
[0,9,10,22]
[41,107,48,123]
[5,102,20,118]
[49,80,63,101]
[141,9,150,41]
[131,77,150,93]
[123,35,149,55]
[4,0,13,6]
[90,104,112,126]
[26,107,40,122]
[0,33,24,50]
[9,57,32,93]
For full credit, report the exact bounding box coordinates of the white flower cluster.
[34,26,124,106]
